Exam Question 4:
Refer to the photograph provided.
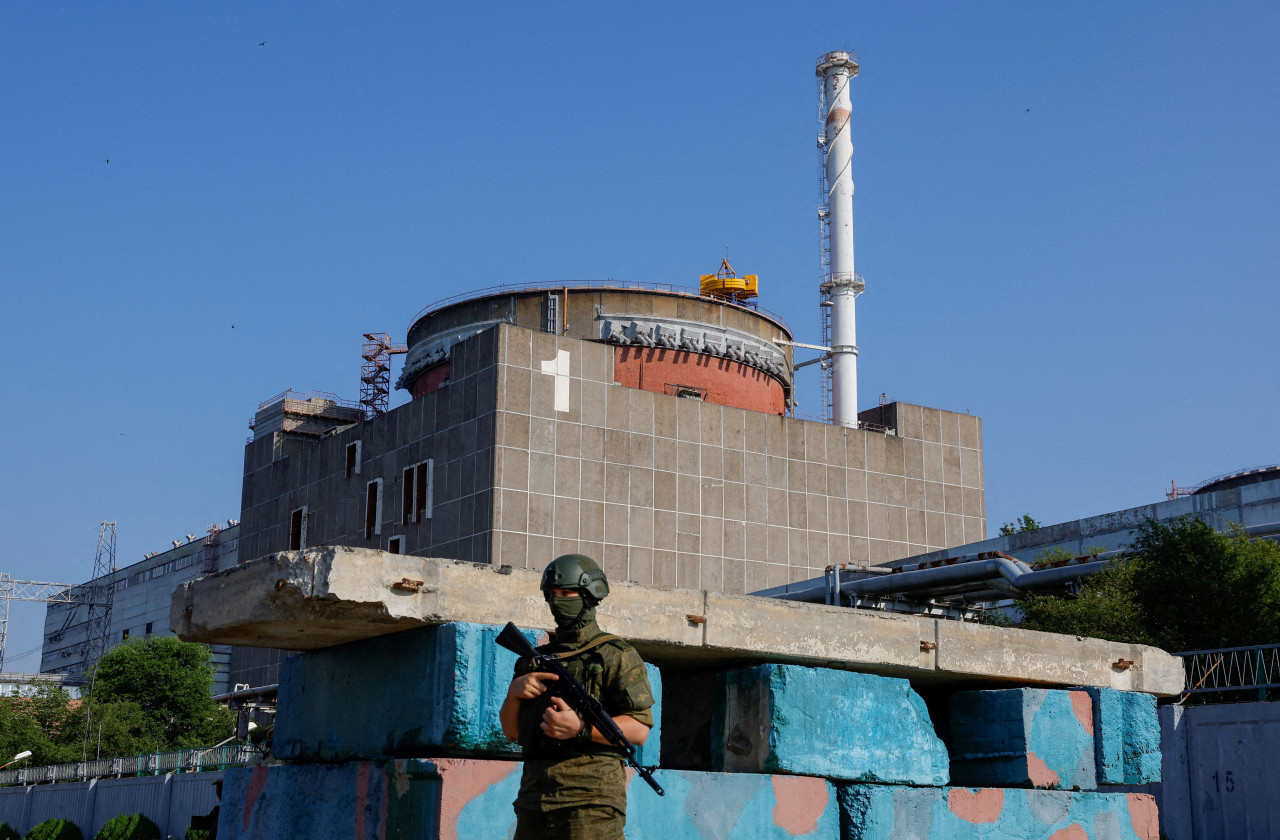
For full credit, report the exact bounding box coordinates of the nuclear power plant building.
[237,285,987,598]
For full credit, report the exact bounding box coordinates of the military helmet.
[541,554,610,603]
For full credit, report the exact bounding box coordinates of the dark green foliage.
[1018,558,1147,643]
[999,514,1042,536]
[92,637,233,748]
[93,814,160,840]
[1128,518,1280,651]
[1017,518,1280,652]
[183,830,211,840]
[0,637,235,766]
[23,819,83,840]
[0,823,20,840]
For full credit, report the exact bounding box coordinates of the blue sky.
[2,2,1277,669]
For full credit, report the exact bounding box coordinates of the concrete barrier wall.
[711,664,949,784]
[950,689,1097,790]
[219,758,1165,840]
[0,772,222,837]
[276,622,661,767]
[1077,687,1160,785]
[220,758,843,840]
[838,785,1159,840]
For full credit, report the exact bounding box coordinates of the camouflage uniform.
[512,621,654,840]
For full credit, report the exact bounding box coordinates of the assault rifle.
[496,621,665,796]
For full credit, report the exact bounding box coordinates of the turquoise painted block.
[949,689,1097,790]
[1074,688,1160,785]
[274,622,662,765]
[711,664,949,785]
[837,784,1159,840]
[274,623,531,760]
[220,759,840,840]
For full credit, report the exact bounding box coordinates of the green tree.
[0,687,64,766]
[999,514,1042,537]
[1017,517,1280,652]
[87,637,234,751]
[1128,518,1280,651]
[1017,558,1147,643]
[62,700,163,762]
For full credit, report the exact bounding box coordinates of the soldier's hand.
[508,671,558,700]
[540,696,583,740]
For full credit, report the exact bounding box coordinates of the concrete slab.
[173,547,1184,695]
[273,622,662,767]
[949,689,1097,791]
[838,785,1159,840]
[711,664,949,785]
[219,758,841,840]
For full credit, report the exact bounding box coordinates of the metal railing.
[1178,643,1280,700]
[406,279,793,335]
[0,744,256,787]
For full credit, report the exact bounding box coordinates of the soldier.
[499,554,655,840]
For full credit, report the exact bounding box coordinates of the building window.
[365,478,383,539]
[144,622,153,637]
[122,629,129,640]
[416,459,434,521]
[401,460,435,524]
[289,506,308,551]
[402,467,414,526]
[388,536,403,555]
[346,440,362,478]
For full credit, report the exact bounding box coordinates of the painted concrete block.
[275,622,662,766]
[1075,687,1161,785]
[712,664,949,785]
[838,785,1159,840]
[219,758,840,840]
[949,689,1097,790]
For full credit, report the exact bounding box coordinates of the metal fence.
[0,744,255,787]
[1178,643,1280,700]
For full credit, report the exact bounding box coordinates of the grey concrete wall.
[237,323,985,597]
[899,477,1280,568]
[237,328,500,567]
[489,324,984,593]
[0,772,222,837]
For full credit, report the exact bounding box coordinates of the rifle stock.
[496,622,665,796]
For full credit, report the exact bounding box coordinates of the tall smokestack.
[817,50,863,427]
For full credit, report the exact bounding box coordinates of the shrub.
[183,830,210,840]
[24,819,83,840]
[0,823,20,840]
[93,815,160,840]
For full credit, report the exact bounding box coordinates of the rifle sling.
[540,634,624,662]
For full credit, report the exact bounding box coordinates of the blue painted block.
[711,664,949,785]
[274,622,662,765]
[220,759,840,840]
[838,784,1159,840]
[1076,688,1161,785]
[949,689,1097,790]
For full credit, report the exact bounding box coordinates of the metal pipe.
[816,51,863,427]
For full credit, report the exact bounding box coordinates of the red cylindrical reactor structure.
[399,284,793,415]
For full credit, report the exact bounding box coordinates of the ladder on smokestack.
[816,77,834,423]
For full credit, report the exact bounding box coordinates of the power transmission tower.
[83,522,118,670]
[0,576,86,673]
[81,521,117,760]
